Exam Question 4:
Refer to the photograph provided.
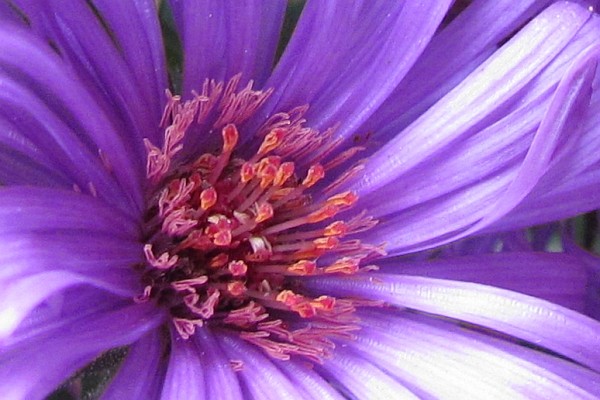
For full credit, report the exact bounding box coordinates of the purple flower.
[2,0,600,398]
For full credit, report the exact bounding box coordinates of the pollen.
[137,76,381,363]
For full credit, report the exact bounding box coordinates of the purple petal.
[303,274,600,372]
[0,25,144,212]
[353,2,595,196]
[378,252,590,312]
[161,331,206,400]
[352,310,600,398]
[102,330,167,400]
[316,347,419,399]
[169,0,286,96]
[0,302,162,400]
[217,333,308,399]
[192,328,243,400]
[273,359,344,400]
[90,0,168,126]
[357,6,600,254]
[0,187,139,237]
[250,0,452,144]
[362,0,553,139]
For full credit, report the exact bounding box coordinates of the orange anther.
[228,260,248,276]
[307,204,339,223]
[209,253,229,268]
[324,257,359,274]
[302,164,325,187]
[274,162,295,186]
[200,187,217,210]
[324,221,348,236]
[222,124,239,153]
[326,191,358,207]
[213,230,232,246]
[227,281,247,297]
[241,162,256,183]
[287,260,317,275]
[311,295,335,311]
[313,236,339,250]
[255,203,274,223]
[258,129,285,155]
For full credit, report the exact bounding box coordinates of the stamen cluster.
[137,77,383,361]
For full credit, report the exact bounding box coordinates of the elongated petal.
[161,331,206,400]
[379,252,589,312]
[193,328,243,400]
[250,0,452,145]
[0,187,139,237]
[0,24,143,212]
[217,334,308,400]
[0,302,161,400]
[304,274,600,372]
[352,310,600,399]
[316,348,420,400]
[102,330,167,400]
[362,0,553,138]
[273,360,344,400]
[357,4,600,254]
[169,0,286,95]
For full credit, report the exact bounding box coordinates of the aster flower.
[2,0,600,399]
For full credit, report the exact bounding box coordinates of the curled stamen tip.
[241,162,256,182]
[227,281,247,296]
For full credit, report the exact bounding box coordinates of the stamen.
[138,77,382,364]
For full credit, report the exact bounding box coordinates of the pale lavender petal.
[169,0,286,95]
[357,8,600,254]
[193,328,243,400]
[304,274,600,372]
[161,331,206,400]
[217,334,308,400]
[362,0,553,138]
[353,2,595,196]
[0,302,162,400]
[352,310,600,398]
[0,270,138,340]
[273,359,344,400]
[102,330,166,400]
[250,0,452,145]
[316,347,419,400]
[378,252,589,312]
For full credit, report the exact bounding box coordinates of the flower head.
[2,1,600,399]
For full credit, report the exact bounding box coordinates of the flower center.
[136,76,383,362]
